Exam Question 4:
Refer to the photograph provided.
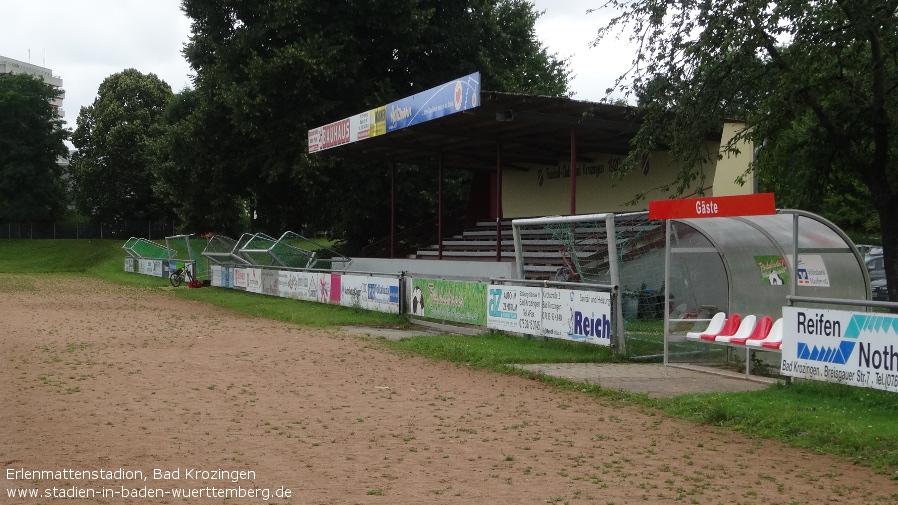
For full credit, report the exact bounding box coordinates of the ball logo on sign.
[454,81,463,110]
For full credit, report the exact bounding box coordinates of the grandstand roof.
[315,92,679,172]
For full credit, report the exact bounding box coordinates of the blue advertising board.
[386,72,480,132]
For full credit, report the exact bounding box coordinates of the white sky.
[0,0,633,131]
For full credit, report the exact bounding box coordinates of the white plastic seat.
[685,312,726,340]
[715,314,756,343]
[747,318,783,347]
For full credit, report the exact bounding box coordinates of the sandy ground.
[2,275,897,504]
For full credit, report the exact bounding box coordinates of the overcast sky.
[1,1,633,131]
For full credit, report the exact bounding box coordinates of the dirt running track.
[2,275,896,504]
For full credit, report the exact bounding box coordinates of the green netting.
[229,231,352,269]
[237,233,280,266]
[274,231,352,269]
[513,211,667,359]
[165,234,210,280]
[201,235,251,265]
[121,237,175,259]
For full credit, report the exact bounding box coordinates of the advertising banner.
[313,273,341,304]
[281,271,318,301]
[782,307,898,393]
[541,288,612,346]
[261,269,279,296]
[233,268,248,290]
[340,274,401,314]
[308,73,480,153]
[386,72,481,132]
[246,268,263,294]
[410,278,487,326]
[139,259,164,277]
[124,258,136,273]
[487,284,543,334]
[277,271,291,298]
[755,255,790,286]
[796,255,830,287]
[222,265,231,288]
[210,265,222,287]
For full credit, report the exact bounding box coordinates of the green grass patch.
[657,380,898,472]
[169,286,403,328]
[0,239,403,328]
[0,239,124,274]
[385,333,615,370]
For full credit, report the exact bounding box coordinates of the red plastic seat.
[729,316,773,345]
[700,314,741,341]
[748,318,783,348]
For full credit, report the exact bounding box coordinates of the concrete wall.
[501,122,754,218]
[347,257,517,280]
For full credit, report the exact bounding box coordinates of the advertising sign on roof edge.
[648,193,776,220]
[386,72,480,132]
[308,72,481,154]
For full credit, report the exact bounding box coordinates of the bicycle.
[169,264,195,287]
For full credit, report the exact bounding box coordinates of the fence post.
[100,223,103,239]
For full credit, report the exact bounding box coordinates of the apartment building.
[0,54,65,117]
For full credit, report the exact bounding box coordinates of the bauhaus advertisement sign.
[781,307,898,393]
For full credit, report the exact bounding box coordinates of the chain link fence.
[1,221,176,240]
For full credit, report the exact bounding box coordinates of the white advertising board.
[796,255,830,287]
[246,268,263,294]
[233,268,248,289]
[486,285,612,346]
[340,274,401,314]
[781,307,898,392]
[487,284,543,334]
[210,265,222,287]
[541,288,612,345]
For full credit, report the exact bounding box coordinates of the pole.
[570,127,577,215]
[496,140,503,262]
[390,163,396,259]
[606,213,626,357]
[438,152,444,260]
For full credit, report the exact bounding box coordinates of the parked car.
[865,254,885,281]
[871,278,889,301]
[856,244,878,257]
[865,246,883,260]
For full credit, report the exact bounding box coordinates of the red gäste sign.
[648,193,776,220]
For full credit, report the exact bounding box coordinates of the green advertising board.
[409,278,487,326]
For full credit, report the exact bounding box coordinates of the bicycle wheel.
[169,270,184,287]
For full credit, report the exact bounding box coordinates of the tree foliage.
[593,0,898,299]
[172,0,570,248]
[70,69,174,223]
[0,73,69,222]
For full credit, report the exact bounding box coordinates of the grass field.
[2,238,897,475]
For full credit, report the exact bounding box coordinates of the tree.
[0,73,70,222]
[70,69,174,223]
[152,88,253,236]
[592,0,898,300]
[178,0,570,247]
